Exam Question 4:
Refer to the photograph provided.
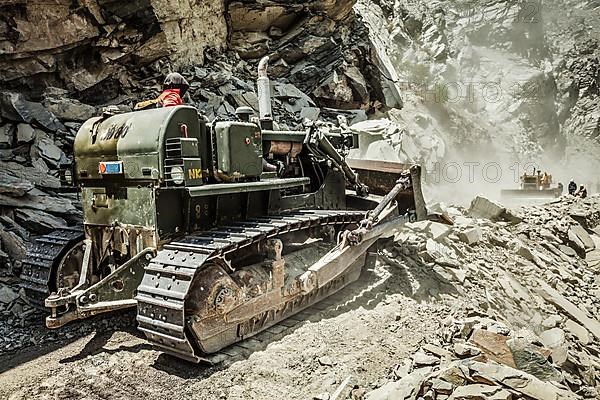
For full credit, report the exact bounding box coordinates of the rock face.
[0,0,227,94]
[353,0,571,167]
[0,0,394,115]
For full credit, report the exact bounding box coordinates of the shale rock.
[14,209,67,235]
[0,171,34,197]
[42,89,97,122]
[0,124,15,149]
[0,92,65,133]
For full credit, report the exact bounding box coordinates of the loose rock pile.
[365,195,600,399]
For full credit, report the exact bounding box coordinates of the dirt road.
[0,259,453,400]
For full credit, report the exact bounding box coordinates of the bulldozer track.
[136,210,366,363]
[20,226,85,303]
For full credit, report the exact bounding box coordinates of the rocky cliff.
[0,0,399,112]
[355,0,562,164]
[0,0,598,273]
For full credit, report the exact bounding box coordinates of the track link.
[19,226,85,303]
[136,210,365,363]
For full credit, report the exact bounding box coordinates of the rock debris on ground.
[1,195,599,399]
[1,0,600,399]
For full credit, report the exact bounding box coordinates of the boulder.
[506,338,562,382]
[539,328,566,349]
[468,196,505,220]
[539,328,568,365]
[459,227,483,245]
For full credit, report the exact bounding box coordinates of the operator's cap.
[163,72,189,88]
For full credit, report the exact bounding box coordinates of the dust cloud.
[421,140,600,208]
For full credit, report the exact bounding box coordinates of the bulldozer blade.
[347,158,427,221]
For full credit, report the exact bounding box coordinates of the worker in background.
[568,179,577,195]
[134,72,190,110]
[576,185,588,199]
[541,171,549,189]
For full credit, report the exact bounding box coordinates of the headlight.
[63,169,73,185]
[171,166,184,185]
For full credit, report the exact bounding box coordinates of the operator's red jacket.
[134,89,183,110]
[157,89,183,107]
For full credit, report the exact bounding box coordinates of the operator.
[568,179,577,195]
[134,72,190,110]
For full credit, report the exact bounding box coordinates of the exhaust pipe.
[257,56,273,129]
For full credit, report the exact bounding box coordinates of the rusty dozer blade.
[298,175,419,296]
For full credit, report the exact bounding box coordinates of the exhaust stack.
[257,56,273,129]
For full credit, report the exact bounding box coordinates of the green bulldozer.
[20,57,426,363]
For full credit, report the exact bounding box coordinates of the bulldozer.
[501,168,563,200]
[20,57,426,363]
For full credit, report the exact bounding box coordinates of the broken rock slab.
[537,280,600,340]
[465,360,580,400]
[16,123,34,143]
[1,161,60,189]
[366,369,429,400]
[568,225,595,252]
[564,319,591,345]
[0,92,66,132]
[14,209,67,235]
[0,123,14,148]
[448,384,512,400]
[0,192,78,217]
[413,350,440,366]
[0,170,35,196]
[34,136,65,168]
[42,88,97,122]
[506,338,562,382]
[468,329,516,368]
